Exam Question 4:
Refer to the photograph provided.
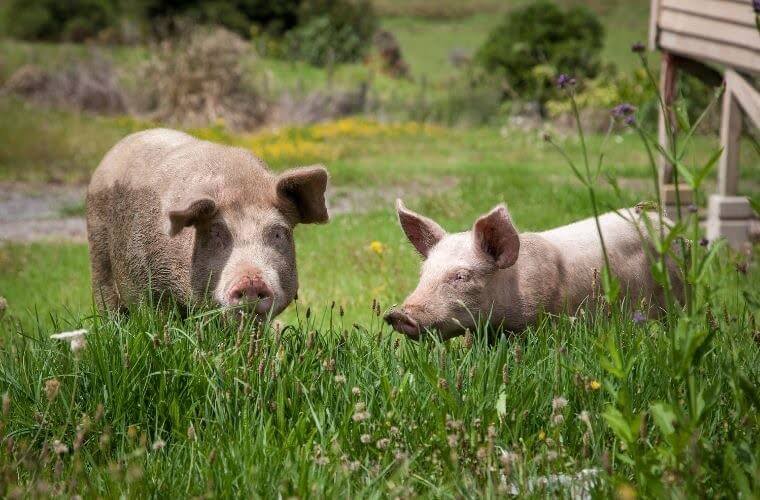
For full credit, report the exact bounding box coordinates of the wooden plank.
[649,0,661,50]
[659,10,760,50]
[660,0,755,27]
[718,89,742,196]
[658,31,760,75]
[726,69,760,127]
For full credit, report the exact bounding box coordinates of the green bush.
[141,0,301,38]
[3,0,115,42]
[1,0,376,66]
[285,0,378,66]
[476,0,604,107]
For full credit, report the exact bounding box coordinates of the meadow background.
[0,0,759,496]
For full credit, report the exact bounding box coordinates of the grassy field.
[2,105,760,495]
[2,0,760,496]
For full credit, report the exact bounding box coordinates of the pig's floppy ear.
[473,204,519,268]
[276,165,329,224]
[168,198,217,236]
[396,199,446,258]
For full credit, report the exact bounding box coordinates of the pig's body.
[485,212,676,332]
[86,128,329,313]
[386,201,682,339]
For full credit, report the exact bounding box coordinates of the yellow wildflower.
[369,241,385,255]
[589,380,602,391]
[538,429,546,441]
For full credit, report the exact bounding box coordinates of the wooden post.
[706,70,758,249]
[658,52,693,215]
[718,89,742,196]
[658,52,678,186]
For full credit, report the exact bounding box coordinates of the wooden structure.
[649,0,760,247]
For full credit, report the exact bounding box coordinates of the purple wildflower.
[612,103,637,126]
[631,41,645,53]
[556,74,576,89]
[612,103,636,117]
[699,237,709,247]
[754,0,760,13]
[632,310,646,325]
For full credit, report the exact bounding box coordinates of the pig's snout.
[384,308,421,338]
[227,275,274,314]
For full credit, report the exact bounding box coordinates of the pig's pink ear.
[473,204,520,268]
[276,165,329,224]
[396,199,446,258]
[168,198,217,236]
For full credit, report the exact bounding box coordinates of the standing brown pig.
[385,200,683,340]
[86,128,329,316]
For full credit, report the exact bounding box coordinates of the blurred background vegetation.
[0,0,720,133]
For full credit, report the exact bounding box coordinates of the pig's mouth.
[384,309,422,339]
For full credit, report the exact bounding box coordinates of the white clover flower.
[51,329,88,354]
[52,440,69,455]
[552,396,568,411]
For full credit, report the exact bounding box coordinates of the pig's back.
[538,210,662,308]
[539,211,649,257]
[88,128,198,193]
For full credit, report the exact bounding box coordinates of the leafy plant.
[476,1,603,109]
[284,0,377,66]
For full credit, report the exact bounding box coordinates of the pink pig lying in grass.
[384,200,683,340]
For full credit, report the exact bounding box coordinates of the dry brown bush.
[138,27,267,131]
[3,57,126,114]
[272,83,368,125]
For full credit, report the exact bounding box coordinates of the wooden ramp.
[649,0,760,248]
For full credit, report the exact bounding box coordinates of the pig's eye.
[452,270,472,282]
[268,225,291,245]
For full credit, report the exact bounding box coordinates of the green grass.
[1,252,758,496]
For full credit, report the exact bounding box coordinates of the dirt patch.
[0,183,87,243]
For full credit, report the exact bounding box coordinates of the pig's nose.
[227,276,274,314]
[384,308,420,339]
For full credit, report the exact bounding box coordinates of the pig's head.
[166,164,328,318]
[385,200,520,340]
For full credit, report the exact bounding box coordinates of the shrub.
[138,27,267,130]
[3,0,115,42]
[141,0,301,38]
[476,1,604,108]
[285,0,377,66]
[4,57,126,114]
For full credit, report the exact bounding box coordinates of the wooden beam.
[658,31,760,76]
[649,0,661,50]
[718,87,743,196]
[658,52,678,185]
[725,69,760,128]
